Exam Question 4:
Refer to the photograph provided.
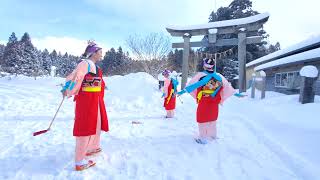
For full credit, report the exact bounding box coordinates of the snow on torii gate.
[166,13,270,92]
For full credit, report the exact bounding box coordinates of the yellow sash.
[82,86,101,92]
[166,89,174,104]
[197,89,214,103]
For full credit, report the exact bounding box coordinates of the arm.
[234,92,247,98]
[63,61,88,97]
[178,72,205,99]
[163,79,170,98]
[218,74,236,104]
[187,75,201,99]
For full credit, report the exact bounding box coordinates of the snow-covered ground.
[0,73,319,180]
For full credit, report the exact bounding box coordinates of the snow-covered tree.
[2,32,22,74]
[223,58,238,81]
[18,32,42,76]
[41,49,52,75]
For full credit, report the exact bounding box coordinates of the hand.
[62,90,67,97]
[177,89,186,96]
[234,93,247,98]
[61,81,71,97]
[161,93,166,98]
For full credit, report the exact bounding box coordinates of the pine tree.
[0,44,5,66]
[41,49,51,75]
[267,42,280,54]
[55,52,64,76]
[50,50,58,75]
[2,32,22,74]
[223,58,238,81]
[203,0,279,77]
[101,48,117,75]
[170,49,183,72]
[229,0,258,19]
[19,32,42,76]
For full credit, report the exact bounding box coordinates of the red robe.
[73,68,109,136]
[163,80,176,110]
[196,87,223,123]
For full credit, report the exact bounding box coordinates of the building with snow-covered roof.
[246,35,320,95]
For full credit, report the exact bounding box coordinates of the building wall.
[315,79,320,95]
[262,61,320,95]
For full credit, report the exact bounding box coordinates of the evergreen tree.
[55,52,64,76]
[41,49,51,75]
[0,44,5,66]
[19,32,42,76]
[167,49,183,72]
[50,50,58,74]
[2,32,22,73]
[267,42,281,54]
[203,0,279,77]
[222,58,238,81]
[101,48,117,75]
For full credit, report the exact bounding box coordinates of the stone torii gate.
[166,13,270,92]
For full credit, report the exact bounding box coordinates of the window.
[275,71,300,89]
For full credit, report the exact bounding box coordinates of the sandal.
[75,160,96,171]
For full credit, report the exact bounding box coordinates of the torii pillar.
[238,29,247,92]
[181,33,191,89]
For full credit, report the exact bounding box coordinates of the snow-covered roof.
[254,47,320,71]
[247,34,320,68]
[300,66,319,78]
[166,13,269,31]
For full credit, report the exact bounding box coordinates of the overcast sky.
[0,0,319,56]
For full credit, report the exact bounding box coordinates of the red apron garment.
[163,80,176,110]
[73,68,109,136]
[196,87,223,123]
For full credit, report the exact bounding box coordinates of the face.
[91,49,103,62]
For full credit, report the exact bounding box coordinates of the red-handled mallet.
[33,97,65,136]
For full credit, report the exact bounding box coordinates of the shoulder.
[74,60,89,71]
[212,73,222,82]
[194,72,206,78]
[78,60,89,67]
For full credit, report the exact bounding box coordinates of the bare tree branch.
[125,33,171,76]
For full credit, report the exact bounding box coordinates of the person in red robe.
[62,41,109,171]
[177,58,244,144]
[162,69,176,118]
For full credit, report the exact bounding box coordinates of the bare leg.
[166,110,174,118]
[198,123,207,139]
[75,136,91,162]
[87,101,102,152]
[171,110,175,117]
[207,121,217,140]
